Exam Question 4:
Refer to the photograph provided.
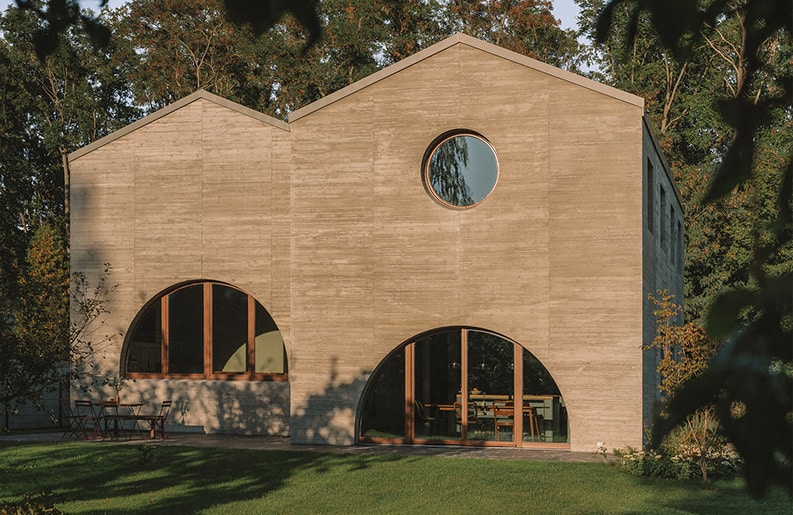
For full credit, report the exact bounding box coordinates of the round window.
[424,132,498,208]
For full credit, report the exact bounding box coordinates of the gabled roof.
[289,33,643,121]
[69,89,289,161]
[70,33,644,162]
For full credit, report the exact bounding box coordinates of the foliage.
[0,491,64,515]
[645,291,729,483]
[1,442,791,513]
[223,0,321,48]
[614,436,742,481]
[69,264,118,391]
[104,0,581,118]
[662,407,741,482]
[0,222,115,422]
[0,223,68,418]
[11,0,322,61]
[11,0,111,61]
[646,291,717,403]
[444,0,582,69]
[0,2,133,421]
[108,0,278,113]
[590,0,792,497]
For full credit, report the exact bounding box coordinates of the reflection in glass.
[523,348,568,443]
[212,285,248,373]
[468,332,514,441]
[168,285,204,374]
[255,302,287,374]
[414,332,462,440]
[126,303,162,373]
[426,134,498,207]
[359,328,568,446]
[125,282,288,380]
[360,348,405,439]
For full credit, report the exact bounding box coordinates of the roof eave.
[68,89,290,162]
[288,33,643,122]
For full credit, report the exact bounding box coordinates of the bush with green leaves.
[0,492,64,515]
[614,421,742,482]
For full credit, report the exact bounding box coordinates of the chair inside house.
[454,401,478,428]
[523,404,542,441]
[493,402,514,441]
[414,400,436,434]
[136,400,172,440]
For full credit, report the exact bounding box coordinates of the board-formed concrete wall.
[70,94,292,436]
[69,34,682,452]
[641,121,685,435]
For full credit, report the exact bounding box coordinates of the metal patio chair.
[136,400,172,440]
[60,398,87,439]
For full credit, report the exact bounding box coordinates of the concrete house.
[69,33,683,452]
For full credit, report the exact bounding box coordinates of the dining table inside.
[422,393,562,442]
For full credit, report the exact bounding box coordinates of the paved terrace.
[0,432,604,463]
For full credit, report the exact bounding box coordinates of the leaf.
[705,288,757,339]
[32,27,60,62]
[223,0,322,51]
[594,0,626,44]
[81,15,112,49]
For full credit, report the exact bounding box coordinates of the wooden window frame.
[126,282,288,382]
[365,328,567,448]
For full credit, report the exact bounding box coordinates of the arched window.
[124,281,287,381]
[359,328,567,446]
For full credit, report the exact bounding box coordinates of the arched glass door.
[359,328,568,446]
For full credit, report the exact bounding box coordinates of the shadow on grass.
[0,442,407,514]
[2,442,790,514]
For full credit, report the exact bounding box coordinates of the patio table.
[99,401,144,440]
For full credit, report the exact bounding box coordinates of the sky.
[1,1,583,31]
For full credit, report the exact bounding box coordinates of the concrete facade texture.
[69,34,683,452]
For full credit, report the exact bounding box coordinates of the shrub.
[0,492,65,515]
[614,447,698,480]
[613,430,742,482]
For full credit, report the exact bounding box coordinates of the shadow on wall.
[289,357,372,446]
[108,379,289,436]
[112,357,370,443]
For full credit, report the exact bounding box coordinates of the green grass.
[0,441,789,514]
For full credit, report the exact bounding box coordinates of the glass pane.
[426,134,498,207]
[254,302,287,374]
[522,348,568,443]
[468,331,515,442]
[414,331,462,440]
[168,284,204,374]
[359,348,405,440]
[212,285,248,373]
[126,303,162,373]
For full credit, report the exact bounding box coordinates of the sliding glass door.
[359,328,568,446]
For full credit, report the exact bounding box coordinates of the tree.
[0,4,134,423]
[1,223,68,422]
[1,3,139,225]
[591,0,792,496]
[646,291,716,403]
[646,291,725,482]
[445,0,582,69]
[109,0,280,113]
[11,0,322,60]
[0,230,116,428]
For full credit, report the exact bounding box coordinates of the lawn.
[0,441,789,514]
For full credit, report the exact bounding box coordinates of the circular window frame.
[422,130,499,210]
